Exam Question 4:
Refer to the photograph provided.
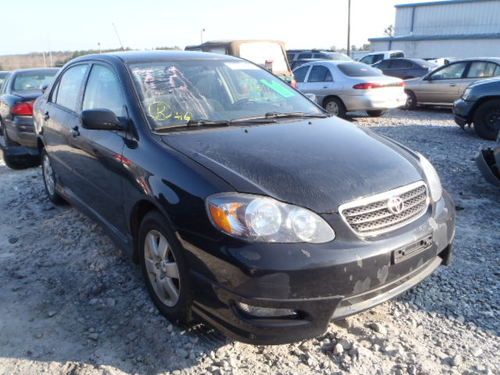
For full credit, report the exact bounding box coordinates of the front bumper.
[182,191,456,344]
[342,92,407,112]
[453,98,474,128]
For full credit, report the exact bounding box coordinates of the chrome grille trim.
[339,181,429,237]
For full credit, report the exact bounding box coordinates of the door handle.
[449,84,457,87]
[323,86,329,89]
[43,111,50,121]
[71,126,80,137]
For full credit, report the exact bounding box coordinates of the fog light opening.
[236,302,298,318]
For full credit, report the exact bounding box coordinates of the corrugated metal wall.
[395,0,500,36]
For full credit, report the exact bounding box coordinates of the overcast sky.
[0,0,426,55]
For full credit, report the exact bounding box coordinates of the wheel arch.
[322,95,344,108]
[129,199,173,263]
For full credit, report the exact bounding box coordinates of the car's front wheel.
[41,150,65,204]
[139,211,193,324]
[473,99,500,140]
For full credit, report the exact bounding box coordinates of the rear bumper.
[5,116,37,148]
[343,92,407,112]
[184,191,456,344]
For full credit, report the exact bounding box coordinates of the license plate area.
[392,234,433,264]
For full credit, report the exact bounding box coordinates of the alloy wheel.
[144,230,181,307]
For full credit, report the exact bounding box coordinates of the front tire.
[139,211,193,324]
[41,149,65,204]
[473,99,500,140]
[366,110,385,117]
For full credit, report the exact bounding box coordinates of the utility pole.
[200,28,206,44]
[347,0,351,57]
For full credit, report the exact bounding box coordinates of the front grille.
[339,182,429,236]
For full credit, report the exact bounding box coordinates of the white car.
[359,50,405,66]
[294,61,407,117]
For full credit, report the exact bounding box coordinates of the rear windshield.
[13,71,57,92]
[239,42,289,74]
[337,63,383,77]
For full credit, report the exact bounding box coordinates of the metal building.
[369,0,500,58]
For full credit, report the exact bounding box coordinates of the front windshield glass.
[130,59,322,129]
[13,71,57,92]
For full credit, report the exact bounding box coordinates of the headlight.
[462,87,472,100]
[418,154,442,202]
[206,193,335,243]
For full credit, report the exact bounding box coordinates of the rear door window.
[307,66,333,82]
[466,62,498,78]
[389,60,412,69]
[360,55,373,65]
[53,64,89,112]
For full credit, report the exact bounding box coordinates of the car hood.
[161,118,423,213]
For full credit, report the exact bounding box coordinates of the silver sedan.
[404,58,500,109]
[294,61,407,117]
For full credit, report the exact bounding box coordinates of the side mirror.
[81,109,124,130]
[304,93,317,103]
[41,84,49,93]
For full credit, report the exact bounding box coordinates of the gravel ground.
[0,109,498,375]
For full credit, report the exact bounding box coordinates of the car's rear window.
[337,63,383,77]
[13,71,57,92]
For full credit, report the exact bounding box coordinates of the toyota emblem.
[387,197,405,214]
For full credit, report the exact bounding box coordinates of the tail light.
[353,83,384,90]
[11,101,34,116]
[353,82,405,90]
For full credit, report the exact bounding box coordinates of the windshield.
[337,63,383,77]
[13,71,57,92]
[130,59,321,130]
[239,42,289,74]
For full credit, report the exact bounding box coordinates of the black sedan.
[0,68,58,168]
[373,58,437,80]
[34,51,455,344]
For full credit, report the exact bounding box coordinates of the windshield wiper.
[264,112,329,119]
[154,117,278,132]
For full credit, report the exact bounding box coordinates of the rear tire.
[41,149,65,205]
[473,99,500,140]
[139,210,193,325]
[404,90,417,110]
[366,110,385,117]
[323,97,346,118]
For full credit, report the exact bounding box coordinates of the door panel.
[419,62,468,104]
[67,63,129,234]
[299,65,335,103]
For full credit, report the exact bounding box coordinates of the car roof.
[296,60,358,67]
[71,50,243,65]
[452,57,500,64]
